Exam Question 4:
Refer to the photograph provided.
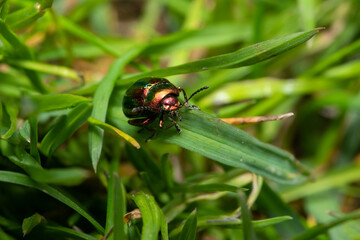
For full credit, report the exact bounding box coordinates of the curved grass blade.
[132,192,168,240]
[89,46,144,171]
[44,225,98,240]
[0,170,104,234]
[292,209,360,240]
[0,19,47,93]
[179,210,197,240]
[108,108,309,184]
[88,117,140,149]
[21,94,90,116]
[39,102,92,156]
[2,143,90,186]
[22,213,43,237]
[1,101,18,139]
[120,28,324,85]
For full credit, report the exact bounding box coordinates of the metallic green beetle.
[123,77,209,141]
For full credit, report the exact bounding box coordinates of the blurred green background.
[1,0,360,239]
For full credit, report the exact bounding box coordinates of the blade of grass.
[281,165,360,202]
[292,209,360,240]
[1,101,18,139]
[0,19,47,93]
[5,0,53,30]
[132,191,168,240]
[22,213,43,237]
[239,191,257,240]
[0,170,104,234]
[29,115,40,162]
[39,102,92,156]
[88,117,140,149]
[119,28,324,85]
[7,59,83,82]
[21,94,90,116]
[89,46,144,171]
[45,225,98,240]
[105,159,125,240]
[179,209,197,240]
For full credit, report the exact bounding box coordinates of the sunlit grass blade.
[0,19,47,93]
[120,28,324,84]
[109,107,309,184]
[5,0,53,30]
[7,60,83,82]
[88,117,140,149]
[170,215,292,237]
[22,213,43,237]
[40,102,92,156]
[89,46,144,171]
[281,165,360,202]
[179,209,197,240]
[292,209,360,240]
[198,77,337,108]
[172,183,239,193]
[132,191,168,240]
[0,170,104,234]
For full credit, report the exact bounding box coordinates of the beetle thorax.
[162,96,179,111]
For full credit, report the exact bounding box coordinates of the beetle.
[123,77,209,141]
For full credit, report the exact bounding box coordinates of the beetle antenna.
[187,86,209,103]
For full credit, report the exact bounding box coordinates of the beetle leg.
[128,117,158,142]
[131,106,161,114]
[166,116,181,134]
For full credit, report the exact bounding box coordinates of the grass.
[1,0,360,239]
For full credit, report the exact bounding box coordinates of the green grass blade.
[179,210,197,240]
[89,46,144,171]
[257,183,306,239]
[109,108,309,184]
[7,59,83,81]
[5,1,52,30]
[281,165,360,202]
[22,213,43,237]
[29,115,40,162]
[239,191,257,240]
[2,143,90,186]
[0,170,104,234]
[88,117,140,149]
[105,159,125,240]
[132,191,168,240]
[172,183,239,193]
[1,101,18,139]
[59,16,121,57]
[21,94,90,116]
[40,102,92,156]
[120,28,323,84]
[292,209,360,240]
[44,225,98,240]
[0,0,10,20]
[0,19,47,93]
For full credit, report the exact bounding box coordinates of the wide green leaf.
[109,106,309,184]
